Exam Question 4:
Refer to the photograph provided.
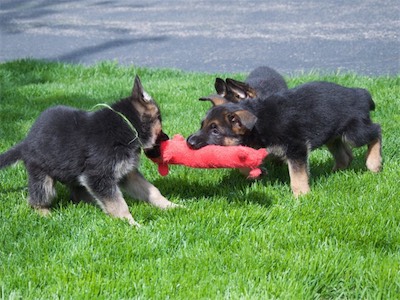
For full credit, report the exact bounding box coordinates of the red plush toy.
[150,135,268,179]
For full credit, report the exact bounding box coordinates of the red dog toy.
[150,135,268,179]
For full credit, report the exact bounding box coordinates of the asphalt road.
[0,0,399,75]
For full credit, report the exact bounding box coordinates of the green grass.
[0,59,399,299]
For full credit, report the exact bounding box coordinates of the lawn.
[0,59,399,299]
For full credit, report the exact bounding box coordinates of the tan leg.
[121,170,178,209]
[99,189,140,227]
[366,138,382,173]
[79,175,140,227]
[287,159,310,197]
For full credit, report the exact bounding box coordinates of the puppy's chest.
[266,145,288,161]
[114,151,139,180]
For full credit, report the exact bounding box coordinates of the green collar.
[92,103,140,145]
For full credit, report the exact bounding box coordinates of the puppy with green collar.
[0,76,176,226]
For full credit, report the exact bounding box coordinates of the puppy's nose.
[187,134,201,149]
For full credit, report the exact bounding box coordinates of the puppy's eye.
[210,123,219,135]
[211,128,219,135]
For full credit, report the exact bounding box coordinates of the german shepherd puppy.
[187,81,382,196]
[202,66,287,106]
[0,76,177,226]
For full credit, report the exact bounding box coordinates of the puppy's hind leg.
[365,125,382,173]
[121,170,178,209]
[26,167,56,216]
[345,122,382,173]
[327,138,353,171]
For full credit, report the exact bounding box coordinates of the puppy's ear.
[199,95,228,106]
[226,78,257,99]
[132,75,143,99]
[132,76,158,116]
[226,110,257,133]
[215,78,227,96]
[132,75,152,104]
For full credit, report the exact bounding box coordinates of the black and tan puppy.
[187,81,382,196]
[203,66,287,105]
[0,76,176,226]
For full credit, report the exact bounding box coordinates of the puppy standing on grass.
[188,81,382,196]
[0,76,177,226]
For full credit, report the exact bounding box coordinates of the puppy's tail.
[0,144,23,169]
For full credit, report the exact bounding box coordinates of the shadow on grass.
[153,149,375,207]
[0,142,373,215]
[154,172,274,208]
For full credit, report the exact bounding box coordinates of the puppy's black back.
[246,66,288,97]
[245,81,377,150]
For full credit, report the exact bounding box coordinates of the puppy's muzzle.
[186,134,207,150]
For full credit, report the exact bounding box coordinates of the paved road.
[0,0,399,75]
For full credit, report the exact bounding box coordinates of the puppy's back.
[27,106,89,144]
[246,66,287,97]
[279,81,376,148]
[21,106,90,180]
[287,81,374,113]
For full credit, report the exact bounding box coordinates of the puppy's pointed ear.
[215,78,227,96]
[226,78,257,99]
[226,110,257,133]
[132,75,152,104]
[132,75,143,98]
[199,95,228,106]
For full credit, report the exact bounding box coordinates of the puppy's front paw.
[165,202,184,209]
[292,184,311,198]
[152,198,183,210]
[128,218,142,227]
